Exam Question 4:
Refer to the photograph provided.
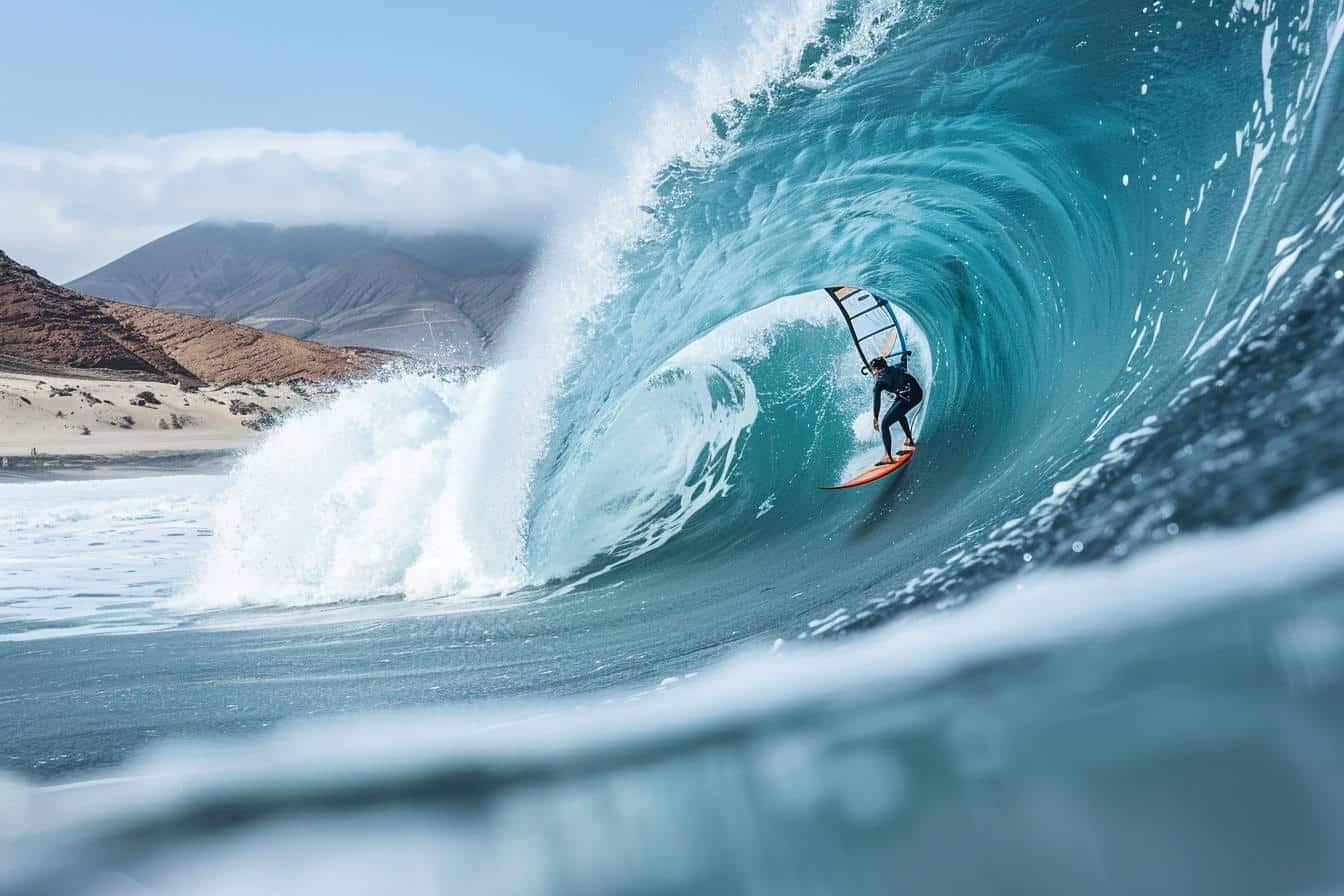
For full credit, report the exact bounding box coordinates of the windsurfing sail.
[824,286,910,374]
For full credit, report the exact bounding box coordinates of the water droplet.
[1023,553,1033,563]
[1071,541,1084,553]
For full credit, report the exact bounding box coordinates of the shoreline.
[0,449,240,481]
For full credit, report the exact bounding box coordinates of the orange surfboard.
[822,448,916,490]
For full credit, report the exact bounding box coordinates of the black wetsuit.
[873,365,923,455]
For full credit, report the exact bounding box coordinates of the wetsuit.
[873,364,923,455]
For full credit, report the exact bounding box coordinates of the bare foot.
[875,455,895,466]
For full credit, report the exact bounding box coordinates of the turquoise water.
[4,0,1344,892]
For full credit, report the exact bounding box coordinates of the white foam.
[182,373,520,608]
[1,476,222,637]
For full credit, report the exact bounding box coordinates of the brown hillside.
[0,250,396,386]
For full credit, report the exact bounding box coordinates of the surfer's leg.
[887,400,915,451]
[880,405,898,455]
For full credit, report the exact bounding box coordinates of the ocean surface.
[4,0,1344,892]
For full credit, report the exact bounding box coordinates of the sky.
[1,0,745,281]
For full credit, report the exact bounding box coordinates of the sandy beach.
[0,371,335,464]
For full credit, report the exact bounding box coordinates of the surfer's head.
[868,356,888,373]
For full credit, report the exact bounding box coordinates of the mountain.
[0,250,394,386]
[244,249,487,357]
[68,222,533,360]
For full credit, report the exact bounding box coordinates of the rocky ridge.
[0,250,396,386]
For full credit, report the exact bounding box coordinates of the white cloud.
[0,129,580,282]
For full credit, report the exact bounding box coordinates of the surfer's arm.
[872,381,882,422]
